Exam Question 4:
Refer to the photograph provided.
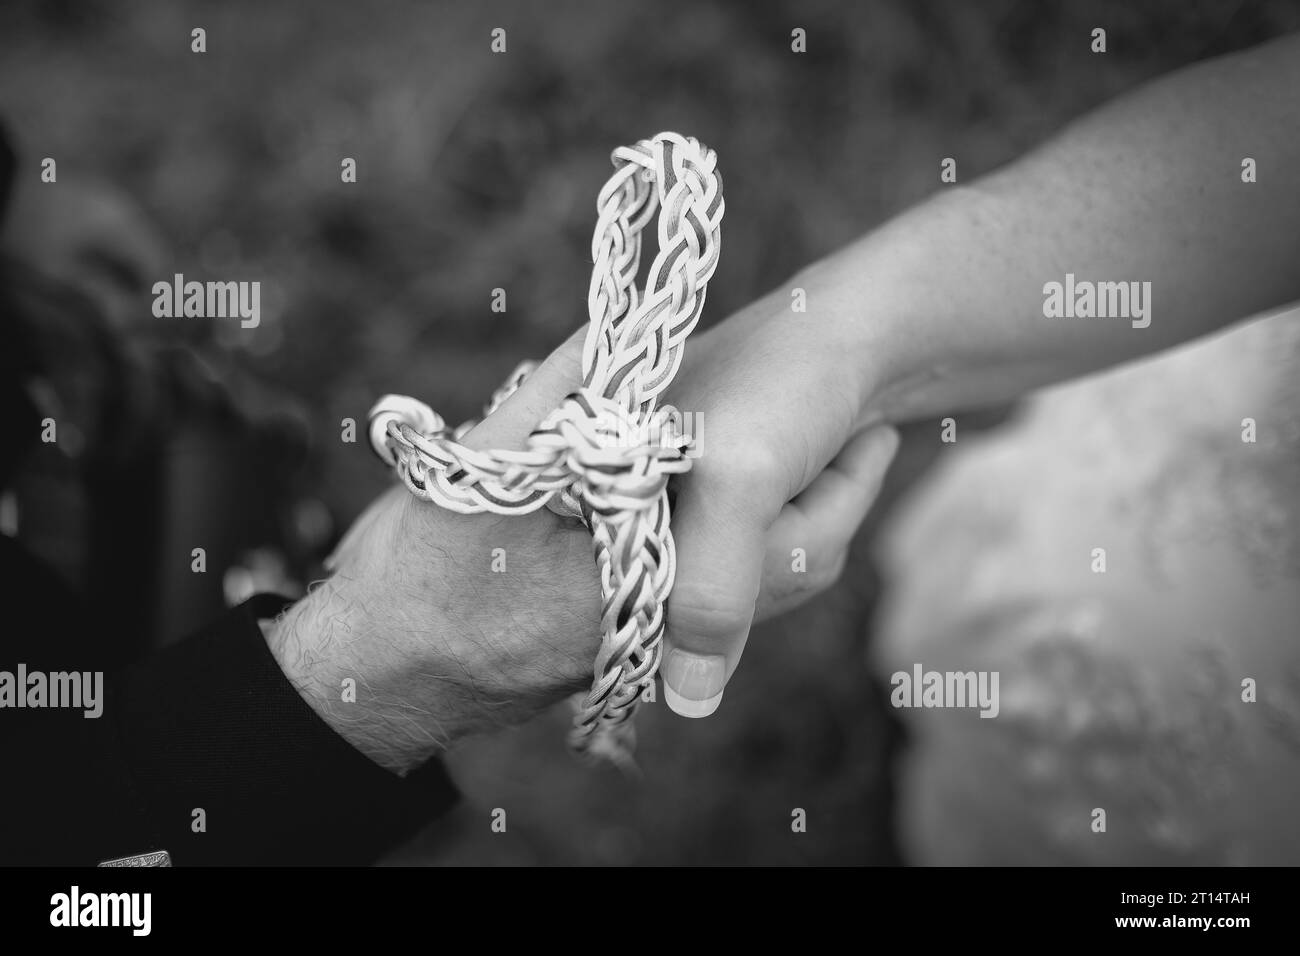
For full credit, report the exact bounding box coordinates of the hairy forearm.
[258,492,600,777]
[260,579,458,776]
[814,33,1300,425]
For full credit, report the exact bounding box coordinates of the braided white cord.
[368,132,723,763]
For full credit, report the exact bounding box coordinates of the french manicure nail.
[662,648,727,718]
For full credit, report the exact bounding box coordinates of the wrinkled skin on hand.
[273,312,897,773]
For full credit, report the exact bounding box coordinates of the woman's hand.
[656,32,1300,718]
[659,285,899,716]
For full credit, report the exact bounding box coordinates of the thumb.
[662,469,772,718]
[462,325,587,450]
[470,327,767,720]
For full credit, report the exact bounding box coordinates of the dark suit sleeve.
[0,562,459,866]
[0,115,457,865]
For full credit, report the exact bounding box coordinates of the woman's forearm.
[652,32,1300,716]
[811,33,1300,426]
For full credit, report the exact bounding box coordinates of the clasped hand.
[266,290,898,775]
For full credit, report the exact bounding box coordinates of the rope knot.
[369,132,723,765]
[532,390,693,518]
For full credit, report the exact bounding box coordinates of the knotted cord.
[368,132,723,764]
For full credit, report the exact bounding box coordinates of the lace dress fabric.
[874,306,1300,864]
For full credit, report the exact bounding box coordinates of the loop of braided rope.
[367,132,724,764]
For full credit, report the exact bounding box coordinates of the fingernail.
[662,648,727,718]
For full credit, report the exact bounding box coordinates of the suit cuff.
[112,594,459,865]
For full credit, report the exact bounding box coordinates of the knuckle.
[670,584,756,640]
[694,433,789,508]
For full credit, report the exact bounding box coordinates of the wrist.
[805,184,1017,427]
[786,235,921,430]
[261,576,461,777]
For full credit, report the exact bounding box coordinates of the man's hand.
[264,331,603,776]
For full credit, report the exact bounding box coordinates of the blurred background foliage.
[1,0,1295,864]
